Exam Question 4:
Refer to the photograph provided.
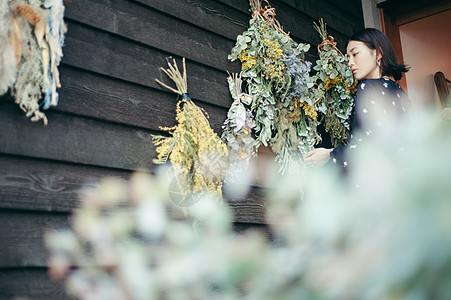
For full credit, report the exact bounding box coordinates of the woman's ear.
[376,47,384,61]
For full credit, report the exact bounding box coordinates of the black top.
[330,77,411,168]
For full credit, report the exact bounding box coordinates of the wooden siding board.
[0,102,155,171]
[64,0,360,82]
[0,268,68,300]
[130,0,250,40]
[0,153,265,223]
[280,0,362,21]
[277,0,363,37]
[225,186,266,224]
[213,0,251,12]
[0,211,70,267]
[64,0,240,73]
[56,66,228,133]
[214,0,362,38]
[0,197,264,269]
[0,204,263,269]
[0,154,129,212]
[325,0,363,19]
[62,23,235,109]
[269,1,350,51]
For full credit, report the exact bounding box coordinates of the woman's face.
[346,40,381,80]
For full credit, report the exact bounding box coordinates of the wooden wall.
[0,0,363,298]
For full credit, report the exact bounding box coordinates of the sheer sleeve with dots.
[330,78,410,169]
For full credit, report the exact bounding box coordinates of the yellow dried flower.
[286,98,302,122]
[346,78,358,94]
[324,75,339,91]
[238,50,257,70]
[153,99,228,198]
[238,50,247,62]
[300,102,318,120]
[262,35,283,60]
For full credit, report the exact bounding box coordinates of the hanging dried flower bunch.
[221,73,258,181]
[228,0,319,173]
[312,19,357,147]
[0,0,67,124]
[152,58,229,204]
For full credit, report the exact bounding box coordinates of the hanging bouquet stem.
[250,0,288,36]
[155,57,188,95]
[314,19,345,60]
[152,58,228,205]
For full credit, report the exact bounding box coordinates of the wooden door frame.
[377,0,451,92]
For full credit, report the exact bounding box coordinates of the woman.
[304,28,410,168]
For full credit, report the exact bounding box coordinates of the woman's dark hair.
[348,28,409,81]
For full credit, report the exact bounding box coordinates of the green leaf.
[237,34,251,44]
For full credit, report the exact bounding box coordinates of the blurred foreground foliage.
[46,110,451,300]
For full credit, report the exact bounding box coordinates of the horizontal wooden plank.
[62,22,236,109]
[233,222,270,235]
[0,199,264,269]
[60,0,362,123]
[63,0,359,76]
[209,0,352,60]
[0,154,130,212]
[64,0,240,72]
[0,210,70,267]
[212,0,319,46]
[0,268,68,300]
[114,0,248,41]
[0,101,156,170]
[327,0,363,19]
[225,185,266,224]
[215,0,362,39]
[283,0,362,20]
[278,0,363,37]
[214,0,250,12]
[0,153,266,223]
[268,1,350,51]
[57,66,229,132]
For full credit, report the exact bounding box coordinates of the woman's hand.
[303,148,331,167]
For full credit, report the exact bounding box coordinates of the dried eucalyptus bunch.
[228,0,319,173]
[311,19,357,147]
